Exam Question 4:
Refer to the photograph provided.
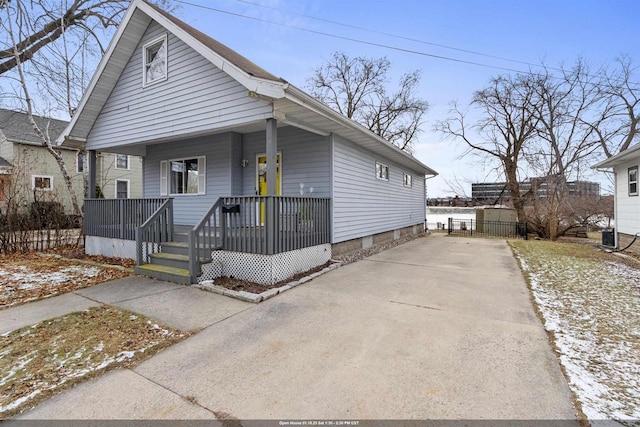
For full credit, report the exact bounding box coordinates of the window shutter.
[160,160,168,196]
[198,156,206,195]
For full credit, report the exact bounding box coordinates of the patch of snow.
[515,245,640,422]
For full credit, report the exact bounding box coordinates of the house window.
[116,179,129,199]
[630,166,638,196]
[76,152,84,173]
[115,154,129,170]
[171,158,198,194]
[403,173,413,187]
[32,175,53,191]
[375,162,389,181]
[143,35,167,86]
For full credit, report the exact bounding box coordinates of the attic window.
[143,35,167,86]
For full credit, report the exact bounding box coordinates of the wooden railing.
[83,198,169,240]
[187,196,331,279]
[135,199,174,266]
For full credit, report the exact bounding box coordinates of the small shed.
[476,207,517,234]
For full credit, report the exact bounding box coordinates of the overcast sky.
[177,0,638,196]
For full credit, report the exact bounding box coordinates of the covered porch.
[83,195,331,284]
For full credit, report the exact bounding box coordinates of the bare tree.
[4,5,82,216]
[435,74,540,222]
[595,57,640,157]
[0,0,175,76]
[307,52,429,152]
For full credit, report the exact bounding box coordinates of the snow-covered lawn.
[0,306,188,417]
[511,240,640,424]
[0,253,129,308]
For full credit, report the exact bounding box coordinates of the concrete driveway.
[19,235,577,420]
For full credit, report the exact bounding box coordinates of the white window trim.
[375,161,389,181]
[142,34,168,87]
[629,165,638,197]
[403,172,413,188]
[161,156,206,196]
[76,152,84,174]
[115,154,129,170]
[32,175,53,191]
[115,179,130,199]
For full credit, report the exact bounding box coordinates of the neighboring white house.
[57,0,437,285]
[594,143,640,255]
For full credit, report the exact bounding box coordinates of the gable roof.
[593,143,640,169]
[0,109,68,146]
[59,0,437,177]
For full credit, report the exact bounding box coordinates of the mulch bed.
[211,261,332,294]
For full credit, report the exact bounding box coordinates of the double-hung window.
[629,166,638,196]
[115,154,129,170]
[160,157,206,196]
[143,35,167,86]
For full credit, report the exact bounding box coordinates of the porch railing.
[84,198,170,240]
[188,195,331,279]
[220,196,331,254]
[135,198,174,266]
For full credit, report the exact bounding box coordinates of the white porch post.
[265,118,277,254]
[88,150,97,198]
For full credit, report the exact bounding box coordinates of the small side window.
[403,173,412,187]
[629,166,638,196]
[375,162,389,181]
[143,35,167,87]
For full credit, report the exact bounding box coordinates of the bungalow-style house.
[0,109,143,213]
[58,0,437,285]
[594,143,640,255]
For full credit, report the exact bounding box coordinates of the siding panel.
[332,135,424,243]
[615,158,640,235]
[87,21,271,150]
[144,133,231,225]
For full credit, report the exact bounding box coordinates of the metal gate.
[447,218,528,240]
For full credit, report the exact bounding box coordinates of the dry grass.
[510,239,640,423]
[0,252,130,308]
[0,305,189,418]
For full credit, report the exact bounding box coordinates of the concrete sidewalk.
[14,235,578,421]
[1,276,252,334]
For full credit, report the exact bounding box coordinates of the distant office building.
[472,178,600,203]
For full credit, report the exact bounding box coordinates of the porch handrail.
[188,198,223,279]
[135,198,174,266]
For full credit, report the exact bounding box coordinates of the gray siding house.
[59,0,437,285]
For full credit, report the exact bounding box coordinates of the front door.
[257,154,281,223]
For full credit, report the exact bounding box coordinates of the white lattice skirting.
[198,244,332,285]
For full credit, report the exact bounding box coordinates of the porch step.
[161,241,220,257]
[135,263,193,285]
[149,252,210,270]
